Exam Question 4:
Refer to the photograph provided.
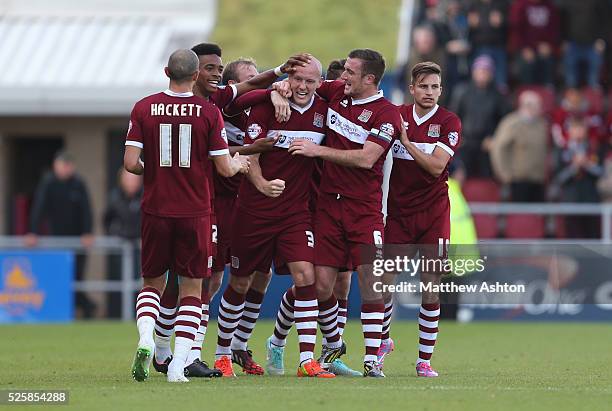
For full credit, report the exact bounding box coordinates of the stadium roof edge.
[0,2,217,116]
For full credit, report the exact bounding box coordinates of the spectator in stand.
[103,168,143,318]
[557,0,609,88]
[509,0,560,87]
[596,115,612,203]
[405,25,447,101]
[26,150,96,318]
[467,0,509,91]
[450,55,509,177]
[103,168,142,240]
[490,90,548,202]
[424,0,471,97]
[552,117,602,238]
[551,88,605,149]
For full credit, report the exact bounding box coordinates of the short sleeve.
[223,89,271,117]
[438,114,462,157]
[212,85,238,109]
[208,109,230,156]
[244,103,272,145]
[367,106,402,149]
[316,80,344,101]
[125,104,144,149]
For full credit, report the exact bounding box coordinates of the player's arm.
[124,145,144,175]
[245,154,285,197]
[288,140,384,169]
[399,124,450,178]
[233,53,311,97]
[230,137,277,155]
[212,152,250,177]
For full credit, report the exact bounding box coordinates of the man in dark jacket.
[26,151,96,318]
[450,55,509,177]
[103,168,142,318]
[558,0,610,88]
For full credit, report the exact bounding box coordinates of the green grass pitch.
[1,321,611,411]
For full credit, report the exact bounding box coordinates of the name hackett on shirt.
[151,103,203,117]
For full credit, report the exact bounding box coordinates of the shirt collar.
[351,90,384,105]
[289,95,315,114]
[163,89,194,98]
[413,104,439,126]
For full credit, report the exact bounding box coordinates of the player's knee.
[208,271,223,297]
[143,276,166,294]
[250,270,272,293]
[333,274,351,299]
[316,279,333,300]
[292,270,315,287]
[229,275,251,294]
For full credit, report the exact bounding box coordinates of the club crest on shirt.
[313,112,324,128]
[340,99,348,107]
[448,131,459,146]
[358,109,373,122]
[247,123,262,139]
[428,124,441,138]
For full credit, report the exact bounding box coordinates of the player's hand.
[250,137,278,153]
[261,179,286,198]
[24,233,38,247]
[288,140,319,158]
[272,80,292,98]
[234,152,251,174]
[280,53,311,75]
[271,90,291,123]
[80,234,94,248]
[399,120,411,148]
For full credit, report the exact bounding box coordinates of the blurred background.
[1,0,611,323]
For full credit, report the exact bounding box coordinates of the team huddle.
[125,42,462,382]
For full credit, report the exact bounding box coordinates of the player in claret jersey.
[213,57,334,378]
[264,59,361,377]
[287,49,403,377]
[152,45,307,378]
[386,61,462,378]
[125,49,249,383]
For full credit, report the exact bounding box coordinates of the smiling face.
[288,59,322,107]
[409,73,442,110]
[195,54,223,96]
[340,57,372,98]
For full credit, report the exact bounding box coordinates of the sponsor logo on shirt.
[221,127,228,143]
[313,112,324,128]
[428,124,440,138]
[127,120,133,134]
[247,123,262,139]
[380,122,395,136]
[448,131,459,146]
[327,109,369,145]
[270,130,325,148]
[358,109,373,122]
